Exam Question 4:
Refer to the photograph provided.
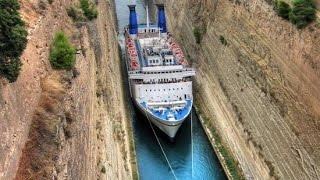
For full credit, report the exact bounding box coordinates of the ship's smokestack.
[128,5,138,35]
[157,4,167,33]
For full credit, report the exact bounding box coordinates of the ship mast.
[146,5,149,32]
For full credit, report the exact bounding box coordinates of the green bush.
[274,0,316,28]
[80,0,98,20]
[193,28,201,44]
[219,35,228,46]
[289,0,316,28]
[67,6,83,21]
[49,32,76,70]
[0,0,27,82]
[275,1,291,20]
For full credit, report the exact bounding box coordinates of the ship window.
[173,88,175,90]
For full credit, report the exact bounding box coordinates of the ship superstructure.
[125,4,195,138]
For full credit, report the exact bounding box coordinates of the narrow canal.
[116,0,227,179]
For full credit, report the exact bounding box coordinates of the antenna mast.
[146,5,150,31]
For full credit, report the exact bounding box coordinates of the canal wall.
[0,0,136,179]
[149,0,320,179]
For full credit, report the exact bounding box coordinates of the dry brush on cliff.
[15,72,74,179]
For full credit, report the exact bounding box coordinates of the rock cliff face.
[149,0,320,179]
[0,0,73,178]
[0,0,134,179]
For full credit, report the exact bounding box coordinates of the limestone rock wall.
[0,0,74,178]
[149,0,320,179]
[0,0,134,179]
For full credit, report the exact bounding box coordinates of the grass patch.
[80,0,98,20]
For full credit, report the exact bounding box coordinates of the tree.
[289,0,316,28]
[275,1,291,20]
[0,0,27,82]
[49,32,76,70]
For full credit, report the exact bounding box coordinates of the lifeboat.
[127,43,134,48]
[176,53,183,58]
[178,58,185,65]
[131,60,139,70]
[130,53,138,57]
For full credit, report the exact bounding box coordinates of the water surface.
[115,1,227,179]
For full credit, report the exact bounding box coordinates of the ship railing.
[147,100,187,107]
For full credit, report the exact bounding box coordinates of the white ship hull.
[134,98,192,138]
[124,4,195,139]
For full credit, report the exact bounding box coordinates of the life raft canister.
[178,58,185,64]
[131,60,139,69]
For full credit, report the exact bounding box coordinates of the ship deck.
[141,100,192,121]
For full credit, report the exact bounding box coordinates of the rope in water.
[191,109,194,179]
[144,111,178,180]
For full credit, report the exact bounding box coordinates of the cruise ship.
[124,4,195,138]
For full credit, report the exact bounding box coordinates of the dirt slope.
[150,0,320,179]
[0,0,73,178]
[0,0,134,179]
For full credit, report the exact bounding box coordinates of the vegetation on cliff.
[0,0,27,82]
[49,32,76,70]
[67,0,98,21]
[195,108,243,180]
[275,1,291,19]
[193,28,202,44]
[80,0,98,20]
[274,0,316,28]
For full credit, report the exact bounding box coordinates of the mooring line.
[144,111,178,180]
[191,109,194,179]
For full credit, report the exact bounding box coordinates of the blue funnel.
[157,4,167,33]
[128,5,138,35]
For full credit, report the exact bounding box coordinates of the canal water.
[115,0,227,179]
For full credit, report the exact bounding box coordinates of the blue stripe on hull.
[135,99,192,138]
